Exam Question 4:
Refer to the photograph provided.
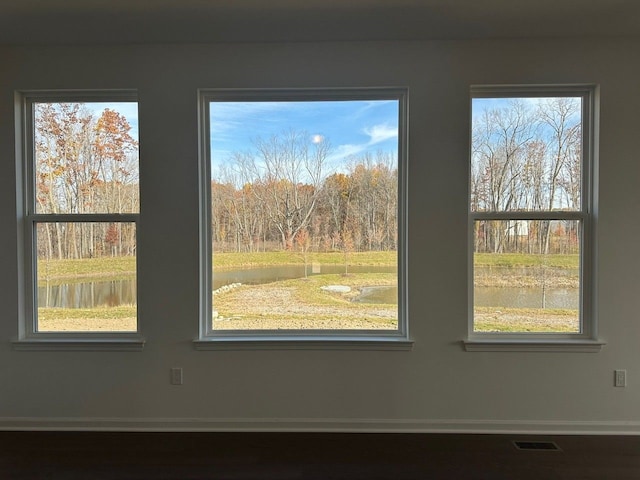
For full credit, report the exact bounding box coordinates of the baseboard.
[1,417,640,435]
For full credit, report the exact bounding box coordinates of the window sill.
[462,339,605,353]
[194,336,414,351]
[12,337,145,352]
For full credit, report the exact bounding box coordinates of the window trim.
[14,90,144,350]
[466,84,600,351]
[196,88,411,349]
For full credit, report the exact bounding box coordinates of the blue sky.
[209,99,399,174]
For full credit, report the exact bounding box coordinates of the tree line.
[34,103,139,260]
[35,98,580,262]
[212,130,398,254]
[471,97,582,255]
[35,105,399,261]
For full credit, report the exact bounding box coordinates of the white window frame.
[464,85,603,352]
[195,88,412,350]
[13,90,144,351]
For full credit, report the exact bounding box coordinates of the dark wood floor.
[1,431,639,479]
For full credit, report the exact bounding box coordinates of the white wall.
[1,38,639,433]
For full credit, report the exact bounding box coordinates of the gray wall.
[1,39,639,432]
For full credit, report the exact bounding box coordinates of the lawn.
[474,252,579,269]
[474,306,579,333]
[37,256,136,286]
[212,250,397,269]
[36,251,397,284]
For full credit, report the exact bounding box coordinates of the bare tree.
[471,97,582,256]
[242,130,329,250]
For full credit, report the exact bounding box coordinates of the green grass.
[287,273,395,307]
[212,250,397,269]
[474,253,579,269]
[37,256,136,286]
[474,306,579,333]
[39,251,576,286]
[37,304,137,332]
[37,251,396,285]
[474,321,578,333]
[216,272,396,307]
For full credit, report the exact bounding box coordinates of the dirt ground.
[213,285,397,330]
[37,318,136,332]
[474,310,579,332]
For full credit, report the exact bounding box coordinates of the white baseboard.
[1,417,640,434]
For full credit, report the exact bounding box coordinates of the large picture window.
[18,91,140,343]
[198,89,408,345]
[469,86,596,342]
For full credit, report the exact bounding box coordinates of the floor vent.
[513,441,561,451]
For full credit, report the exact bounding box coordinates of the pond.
[475,286,578,310]
[38,264,397,308]
[474,265,579,310]
[38,264,579,310]
[213,264,396,288]
[352,285,578,308]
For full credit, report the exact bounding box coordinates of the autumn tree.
[319,172,352,250]
[34,103,139,260]
[209,135,400,255]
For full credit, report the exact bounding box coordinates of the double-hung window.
[467,85,601,351]
[16,91,142,349]
[197,88,409,348]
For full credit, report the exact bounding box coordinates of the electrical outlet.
[170,367,183,385]
[614,369,627,387]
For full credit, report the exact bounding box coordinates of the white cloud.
[329,143,366,161]
[363,123,398,145]
[327,122,398,164]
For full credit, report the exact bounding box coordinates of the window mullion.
[29,213,140,223]
[470,211,584,221]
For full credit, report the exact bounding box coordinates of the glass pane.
[36,222,137,332]
[473,220,580,333]
[209,99,400,330]
[34,102,139,214]
[471,97,582,212]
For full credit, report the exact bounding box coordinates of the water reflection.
[213,264,396,289]
[38,280,136,308]
[474,286,578,310]
[353,286,398,304]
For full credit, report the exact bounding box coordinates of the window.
[467,85,599,349]
[197,89,409,347]
[16,91,142,348]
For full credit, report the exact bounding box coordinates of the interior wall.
[1,38,639,433]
